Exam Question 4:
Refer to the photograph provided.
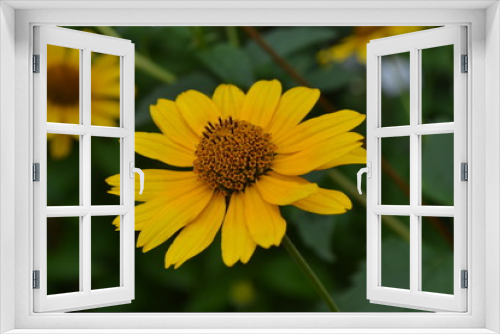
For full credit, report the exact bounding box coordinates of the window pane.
[47,45,80,124]
[47,134,80,206]
[91,52,121,127]
[381,136,410,205]
[381,215,410,290]
[421,45,454,124]
[47,217,80,295]
[421,134,454,206]
[381,52,410,127]
[91,136,121,206]
[421,216,454,294]
[91,216,121,290]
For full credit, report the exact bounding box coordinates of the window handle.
[129,162,145,195]
[357,162,371,195]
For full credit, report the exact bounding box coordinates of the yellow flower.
[106,80,366,268]
[317,26,423,65]
[47,45,121,159]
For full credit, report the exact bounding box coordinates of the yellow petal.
[65,47,81,69]
[106,169,197,202]
[176,90,221,136]
[50,134,72,159]
[221,192,256,267]
[152,99,200,150]
[239,80,282,128]
[136,184,214,252]
[276,109,366,153]
[91,100,120,119]
[165,193,226,269]
[317,147,367,170]
[47,103,63,123]
[272,133,364,175]
[135,197,170,230]
[254,171,318,205]
[212,84,245,119]
[266,87,320,142]
[293,188,352,214]
[90,114,116,127]
[112,196,169,232]
[328,37,358,63]
[244,186,286,248]
[47,45,66,67]
[135,132,195,167]
[60,105,80,124]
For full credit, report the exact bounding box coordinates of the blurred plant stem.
[95,26,177,84]
[282,234,340,312]
[191,26,207,50]
[328,170,410,242]
[226,27,240,47]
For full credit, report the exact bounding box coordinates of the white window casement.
[33,26,136,313]
[1,1,500,334]
[365,26,468,312]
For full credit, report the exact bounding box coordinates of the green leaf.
[197,43,255,88]
[304,64,354,92]
[421,134,454,205]
[245,27,337,65]
[282,206,336,263]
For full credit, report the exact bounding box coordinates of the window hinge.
[461,54,468,73]
[33,163,40,182]
[33,270,40,289]
[461,162,468,181]
[461,270,468,289]
[33,54,40,73]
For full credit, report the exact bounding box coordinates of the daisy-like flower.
[317,26,423,65]
[106,80,366,268]
[47,45,121,159]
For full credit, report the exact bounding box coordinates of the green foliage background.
[46,26,455,312]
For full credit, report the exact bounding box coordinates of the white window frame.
[0,1,499,333]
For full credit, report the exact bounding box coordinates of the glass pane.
[381,215,410,290]
[421,45,454,124]
[47,217,80,295]
[47,134,80,206]
[91,52,121,127]
[381,136,410,205]
[421,216,454,294]
[421,134,454,206]
[381,52,410,127]
[91,136,121,206]
[47,45,80,124]
[91,216,121,290]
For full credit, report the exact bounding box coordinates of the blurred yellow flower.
[317,26,423,65]
[106,80,366,268]
[47,45,120,159]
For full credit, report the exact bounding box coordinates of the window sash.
[366,26,468,312]
[32,26,135,313]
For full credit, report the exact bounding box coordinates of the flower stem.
[94,26,177,84]
[282,234,340,312]
[226,27,240,47]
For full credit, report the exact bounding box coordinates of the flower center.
[47,65,80,106]
[193,117,275,196]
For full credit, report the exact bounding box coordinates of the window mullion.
[81,48,92,294]
[409,48,420,294]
